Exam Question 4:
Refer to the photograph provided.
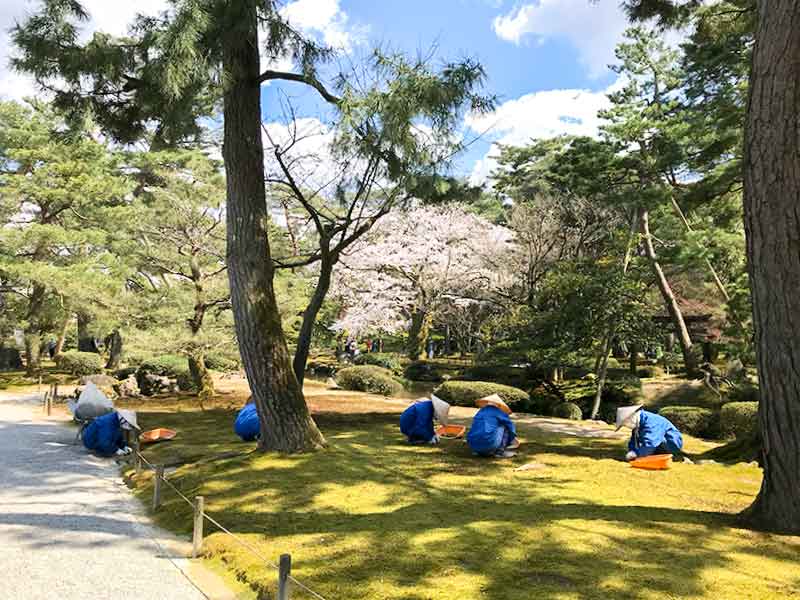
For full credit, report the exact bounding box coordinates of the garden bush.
[637,365,665,379]
[136,354,194,391]
[55,351,103,376]
[336,366,403,396]
[553,402,582,420]
[433,380,529,410]
[728,384,760,404]
[404,360,444,382]
[113,366,138,380]
[720,402,759,440]
[528,385,563,416]
[658,406,719,438]
[204,353,240,373]
[354,352,402,374]
[462,364,528,387]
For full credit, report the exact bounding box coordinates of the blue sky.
[1,0,633,182]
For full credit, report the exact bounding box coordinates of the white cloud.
[281,0,368,53]
[0,0,169,101]
[492,0,630,78]
[465,83,617,183]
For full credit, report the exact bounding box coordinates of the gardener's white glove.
[428,434,440,445]
[625,450,638,462]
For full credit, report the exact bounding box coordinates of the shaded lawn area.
[124,396,800,600]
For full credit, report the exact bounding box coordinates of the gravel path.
[0,394,207,600]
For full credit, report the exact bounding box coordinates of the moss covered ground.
[121,384,800,600]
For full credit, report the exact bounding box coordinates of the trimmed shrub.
[637,365,665,379]
[404,360,444,382]
[136,355,194,392]
[553,402,582,420]
[336,366,402,396]
[55,351,103,376]
[354,352,402,373]
[204,353,240,373]
[728,384,760,404]
[528,385,563,416]
[658,406,719,438]
[433,380,529,409]
[462,364,528,387]
[720,402,759,440]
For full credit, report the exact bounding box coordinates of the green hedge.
[728,384,760,404]
[336,366,402,396]
[637,365,665,379]
[55,351,104,376]
[354,352,402,374]
[204,353,240,373]
[720,402,759,440]
[658,406,719,438]
[403,360,444,382]
[553,402,582,420]
[433,380,529,410]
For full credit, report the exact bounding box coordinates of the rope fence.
[135,450,329,600]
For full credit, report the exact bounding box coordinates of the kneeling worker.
[616,404,683,461]
[400,395,451,444]
[235,400,261,442]
[467,394,518,458]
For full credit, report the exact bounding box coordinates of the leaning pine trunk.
[54,315,69,356]
[293,255,334,386]
[640,208,698,376]
[188,352,214,409]
[77,312,96,353]
[221,3,324,452]
[24,333,41,376]
[105,329,123,370]
[741,0,800,534]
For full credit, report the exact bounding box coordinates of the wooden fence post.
[152,465,164,511]
[46,388,52,416]
[133,437,142,475]
[192,496,205,558]
[277,553,291,600]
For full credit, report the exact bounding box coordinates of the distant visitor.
[400,395,450,444]
[616,405,683,461]
[467,394,519,458]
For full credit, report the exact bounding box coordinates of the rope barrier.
[135,450,330,600]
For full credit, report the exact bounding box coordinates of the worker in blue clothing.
[235,400,261,441]
[82,409,138,457]
[400,395,451,444]
[467,394,519,458]
[615,405,684,461]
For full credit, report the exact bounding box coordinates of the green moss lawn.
[124,389,800,600]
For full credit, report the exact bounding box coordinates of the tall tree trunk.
[640,208,698,376]
[592,211,638,419]
[54,314,69,356]
[221,4,324,452]
[741,0,800,534]
[187,258,216,398]
[24,283,46,375]
[77,312,96,353]
[407,309,430,361]
[628,342,639,374]
[105,329,123,370]
[188,352,214,408]
[293,255,334,386]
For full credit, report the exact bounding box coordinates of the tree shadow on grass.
[131,409,800,599]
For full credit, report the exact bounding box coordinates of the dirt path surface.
[0,394,212,600]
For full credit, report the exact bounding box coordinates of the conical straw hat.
[475,393,512,415]
[615,405,643,430]
[430,394,450,425]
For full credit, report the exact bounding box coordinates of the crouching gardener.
[400,395,450,444]
[83,409,138,457]
[616,404,683,461]
[467,394,518,458]
[235,400,260,442]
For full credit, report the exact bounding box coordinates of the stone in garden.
[140,373,172,396]
[80,374,119,387]
[115,375,141,398]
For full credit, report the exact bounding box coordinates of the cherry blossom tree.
[332,205,513,359]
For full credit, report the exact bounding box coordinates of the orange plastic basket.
[436,424,466,439]
[140,428,177,444]
[630,454,673,470]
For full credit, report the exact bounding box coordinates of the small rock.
[80,374,119,387]
[514,462,547,471]
[114,375,141,398]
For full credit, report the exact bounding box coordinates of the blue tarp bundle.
[235,403,261,441]
[82,411,125,457]
[399,400,435,443]
[628,410,683,457]
[467,405,517,456]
